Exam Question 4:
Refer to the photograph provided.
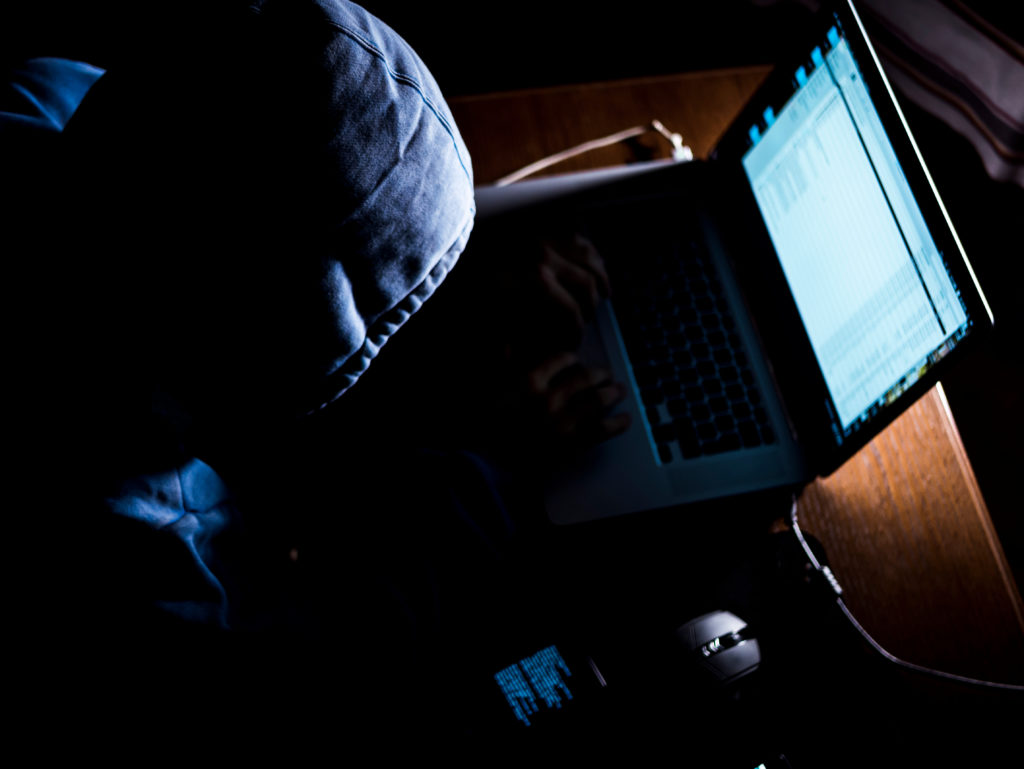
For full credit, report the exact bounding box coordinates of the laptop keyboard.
[613,236,777,464]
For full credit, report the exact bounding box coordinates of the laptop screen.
[740,19,973,443]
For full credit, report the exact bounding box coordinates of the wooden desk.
[450,69,1024,686]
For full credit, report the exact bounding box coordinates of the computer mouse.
[675,610,760,685]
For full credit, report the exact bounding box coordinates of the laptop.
[474,0,993,526]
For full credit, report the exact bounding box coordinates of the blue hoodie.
[9,1,476,635]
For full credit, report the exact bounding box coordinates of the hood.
[56,0,475,434]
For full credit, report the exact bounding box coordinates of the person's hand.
[502,232,612,365]
[514,350,631,461]
[536,232,610,342]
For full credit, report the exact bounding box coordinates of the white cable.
[494,120,692,186]
[650,119,693,162]
[788,496,1024,693]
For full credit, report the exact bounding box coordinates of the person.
[6,0,632,748]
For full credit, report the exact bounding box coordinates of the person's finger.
[541,243,601,313]
[543,233,610,298]
[553,378,626,426]
[545,363,615,416]
[588,411,632,444]
[525,351,581,395]
[518,353,632,456]
[567,233,610,299]
[551,381,631,445]
[538,261,586,333]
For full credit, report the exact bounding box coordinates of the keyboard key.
[696,421,717,441]
[673,349,694,368]
[738,419,761,447]
[713,347,733,365]
[709,395,730,415]
[725,383,745,402]
[612,240,767,463]
[676,368,698,387]
[654,425,676,446]
[697,359,717,378]
[719,432,742,451]
[674,418,699,447]
[668,398,689,417]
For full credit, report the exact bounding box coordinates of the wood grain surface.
[451,67,772,184]
[798,385,1023,684]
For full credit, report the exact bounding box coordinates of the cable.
[494,120,692,186]
[788,496,1024,693]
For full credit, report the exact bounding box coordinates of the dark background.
[3,0,1021,757]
